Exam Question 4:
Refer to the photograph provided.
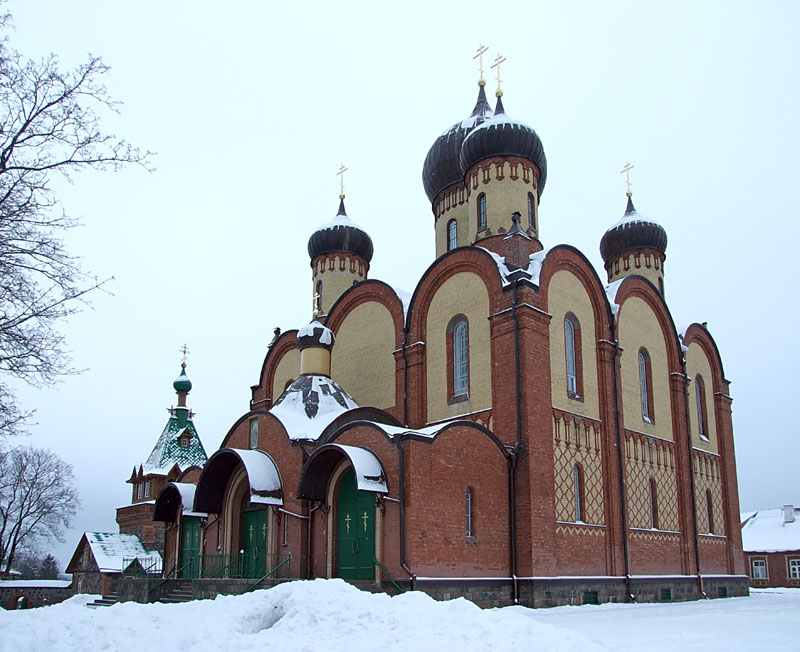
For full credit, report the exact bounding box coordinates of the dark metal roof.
[458,96,548,197]
[600,196,668,263]
[307,197,374,263]
[421,84,494,202]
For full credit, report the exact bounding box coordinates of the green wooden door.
[242,509,269,578]
[180,516,202,579]
[337,469,375,580]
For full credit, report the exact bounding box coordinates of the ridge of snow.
[741,506,800,553]
[270,376,359,441]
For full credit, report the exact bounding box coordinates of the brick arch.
[219,409,289,449]
[7,592,30,609]
[251,330,300,404]
[613,276,683,373]
[537,245,615,343]
[406,247,506,341]
[324,279,406,349]
[682,323,728,396]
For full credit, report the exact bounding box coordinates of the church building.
[147,65,746,607]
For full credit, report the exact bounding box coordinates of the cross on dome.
[620,162,635,197]
[337,163,348,199]
[473,44,489,86]
[491,52,507,97]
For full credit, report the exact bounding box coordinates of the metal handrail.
[147,560,194,595]
[244,555,292,593]
[374,558,405,593]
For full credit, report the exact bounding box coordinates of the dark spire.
[625,194,636,214]
[508,211,523,235]
[470,84,492,118]
[337,196,347,217]
[494,94,506,115]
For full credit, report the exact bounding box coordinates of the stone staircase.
[87,591,119,608]
[158,582,194,604]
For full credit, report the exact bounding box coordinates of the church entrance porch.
[337,469,375,579]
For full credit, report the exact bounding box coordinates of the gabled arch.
[251,329,300,406]
[325,279,407,345]
[219,409,290,449]
[297,443,388,501]
[682,323,729,395]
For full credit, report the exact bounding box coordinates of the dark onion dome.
[308,197,374,263]
[173,365,192,393]
[459,95,548,198]
[600,195,668,263]
[421,84,494,202]
[297,319,335,352]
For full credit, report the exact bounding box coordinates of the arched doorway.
[336,468,375,579]
[180,516,202,578]
[242,507,270,578]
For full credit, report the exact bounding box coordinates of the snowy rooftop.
[270,375,359,441]
[79,532,161,573]
[741,506,800,553]
[141,411,208,475]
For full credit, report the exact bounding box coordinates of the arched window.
[639,349,654,423]
[648,478,659,529]
[696,375,709,440]
[453,320,469,397]
[466,487,474,537]
[249,418,259,449]
[527,193,535,230]
[706,489,714,534]
[573,465,583,522]
[315,280,323,314]
[477,194,487,231]
[565,314,582,398]
[447,219,457,250]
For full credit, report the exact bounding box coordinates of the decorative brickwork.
[693,449,725,535]
[624,430,679,531]
[552,409,605,525]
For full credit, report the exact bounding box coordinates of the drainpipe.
[680,361,708,599]
[509,275,524,604]
[397,442,416,589]
[402,327,409,427]
[610,324,635,602]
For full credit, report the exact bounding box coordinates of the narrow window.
[648,478,659,529]
[453,320,469,397]
[573,465,583,522]
[315,281,323,314]
[478,194,487,231]
[639,349,654,423]
[137,482,143,500]
[658,277,664,296]
[696,375,709,440]
[145,478,152,498]
[751,558,767,579]
[447,219,457,250]
[465,487,474,537]
[527,193,534,230]
[789,559,800,579]
[706,489,714,533]
[564,315,581,398]
[282,513,288,547]
[249,418,259,449]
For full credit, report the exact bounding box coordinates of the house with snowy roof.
[66,532,161,596]
[115,363,209,554]
[142,68,746,607]
[741,505,800,588]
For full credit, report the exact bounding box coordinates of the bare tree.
[0,12,151,435]
[0,446,79,573]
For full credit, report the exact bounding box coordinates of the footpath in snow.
[0,579,797,652]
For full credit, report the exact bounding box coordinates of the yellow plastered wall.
[271,349,300,402]
[425,272,491,422]
[617,296,673,440]
[547,270,600,419]
[685,341,719,454]
[465,160,539,244]
[312,254,367,315]
[434,186,470,258]
[331,301,396,410]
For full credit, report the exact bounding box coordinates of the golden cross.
[262,523,267,538]
[491,53,507,97]
[473,44,489,85]
[345,513,351,533]
[362,511,369,532]
[337,163,348,199]
[248,524,254,541]
[620,162,635,196]
[179,343,190,367]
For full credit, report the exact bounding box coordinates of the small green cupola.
[173,364,193,400]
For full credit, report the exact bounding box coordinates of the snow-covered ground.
[1,580,796,651]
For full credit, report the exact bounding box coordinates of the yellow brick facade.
[685,341,719,454]
[271,348,300,402]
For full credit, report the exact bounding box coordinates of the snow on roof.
[465,112,534,137]
[83,532,161,573]
[313,211,368,233]
[605,278,624,316]
[528,248,552,286]
[606,208,663,232]
[142,410,208,475]
[390,286,411,317]
[270,375,359,441]
[172,482,207,516]
[298,320,334,345]
[0,579,72,589]
[741,506,800,553]
[228,449,283,505]
[331,444,387,493]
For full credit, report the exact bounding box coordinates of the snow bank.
[2,580,799,652]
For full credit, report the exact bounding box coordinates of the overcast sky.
[5,1,799,570]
